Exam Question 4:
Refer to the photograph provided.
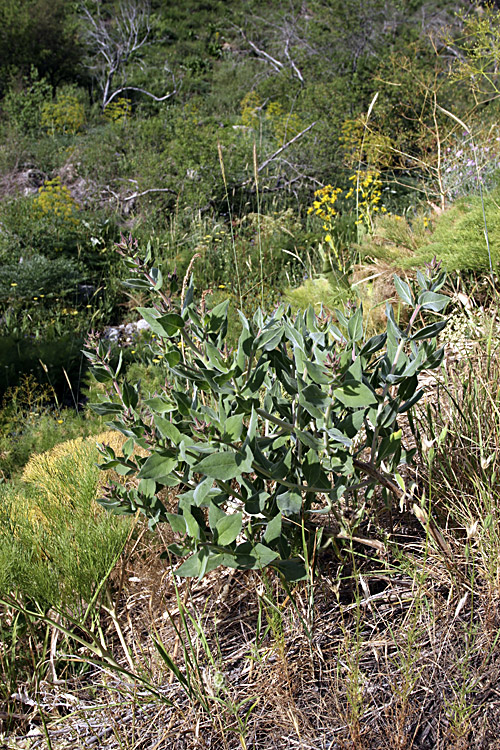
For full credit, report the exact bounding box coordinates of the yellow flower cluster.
[308,171,387,240]
[347,170,387,227]
[41,94,85,135]
[240,91,261,129]
[340,118,392,170]
[33,177,79,225]
[307,185,343,244]
[103,97,132,123]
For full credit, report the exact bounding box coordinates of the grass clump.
[0,431,132,607]
[358,189,500,275]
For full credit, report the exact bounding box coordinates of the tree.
[80,0,177,109]
[0,0,84,95]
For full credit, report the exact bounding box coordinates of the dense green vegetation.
[3,1,500,747]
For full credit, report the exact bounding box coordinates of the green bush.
[1,69,51,135]
[85,245,448,581]
[414,191,500,272]
[0,253,81,303]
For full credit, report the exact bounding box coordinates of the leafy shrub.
[0,253,81,303]
[358,189,500,274]
[0,374,103,477]
[415,190,500,272]
[85,246,448,581]
[1,69,52,134]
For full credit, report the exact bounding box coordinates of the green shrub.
[2,69,52,135]
[414,191,500,272]
[85,245,448,581]
[0,376,103,477]
[0,253,81,303]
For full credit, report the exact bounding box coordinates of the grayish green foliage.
[86,247,448,581]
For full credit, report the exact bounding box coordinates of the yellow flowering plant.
[33,177,79,227]
[307,171,388,273]
[41,93,85,135]
[103,97,132,124]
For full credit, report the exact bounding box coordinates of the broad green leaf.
[207,299,229,333]
[137,452,177,480]
[231,543,279,569]
[296,429,323,451]
[193,477,214,506]
[206,341,229,372]
[264,514,282,543]
[182,508,203,540]
[157,313,185,336]
[145,397,175,414]
[153,415,182,444]
[326,427,352,447]
[398,388,424,413]
[150,267,163,291]
[411,320,447,341]
[196,448,253,480]
[138,478,156,497]
[208,499,225,530]
[360,332,387,357]
[165,349,181,366]
[347,306,363,341]
[166,513,187,534]
[222,414,244,442]
[249,543,280,568]
[393,275,413,306]
[256,326,285,351]
[272,559,307,581]
[304,360,330,385]
[216,512,242,545]
[137,308,169,338]
[284,322,305,351]
[175,550,206,577]
[417,291,448,313]
[293,345,307,376]
[385,303,405,340]
[123,277,152,291]
[299,383,329,418]
[89,402,123,416]
[277,490,302,516]
[244,408,258,444]
[333,381,377,407]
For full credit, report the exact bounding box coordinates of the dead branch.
[81,0,178,110]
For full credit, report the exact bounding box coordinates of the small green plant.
[2,68,52,135]
[85,241,448,581]
[0,431,131,607]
